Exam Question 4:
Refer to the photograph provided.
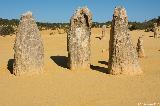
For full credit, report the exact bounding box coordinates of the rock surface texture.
[13,11,44,76]
[108,7,142,75]
[67,7,92,70]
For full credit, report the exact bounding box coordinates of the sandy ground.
[0,28,160,106]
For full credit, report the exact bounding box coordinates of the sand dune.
[0,28,160,106]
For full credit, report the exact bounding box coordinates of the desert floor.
[0,28,160,106]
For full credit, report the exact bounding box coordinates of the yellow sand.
[0,28,160,106]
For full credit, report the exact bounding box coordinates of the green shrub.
[0,26,15,36]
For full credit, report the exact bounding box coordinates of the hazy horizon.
[0,0,160,23]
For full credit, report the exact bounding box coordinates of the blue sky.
[0,0,160,22]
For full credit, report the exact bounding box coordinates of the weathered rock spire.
[100,25,107,40]
[137,36,145,58]
[13,11,44,76]
[67,7,92,70]
[153,23,160,38]
[108,7,142,75]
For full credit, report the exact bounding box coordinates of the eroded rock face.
[137,37,145,58]
[108,7,142,75]
[13,11,44,76]
[67,7,92,70]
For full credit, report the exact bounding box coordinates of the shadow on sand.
[90,60,109,74]
[149,35,154,37]
[90,65,109,74]
[50,56,69,69]
[7,59,14,74]
[98,61,108,65]
[95,36,102,40]
[50,56,110,73]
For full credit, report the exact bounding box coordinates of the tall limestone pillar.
[100,25,107,40]
[13,11,44,76]
[154,23,159,38]
[137,36,145,58]
[108,7,142,75]
[67,7,92,70]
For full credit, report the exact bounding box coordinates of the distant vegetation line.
[0,16,159,36]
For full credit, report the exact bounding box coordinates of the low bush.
[0,26,15,36]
